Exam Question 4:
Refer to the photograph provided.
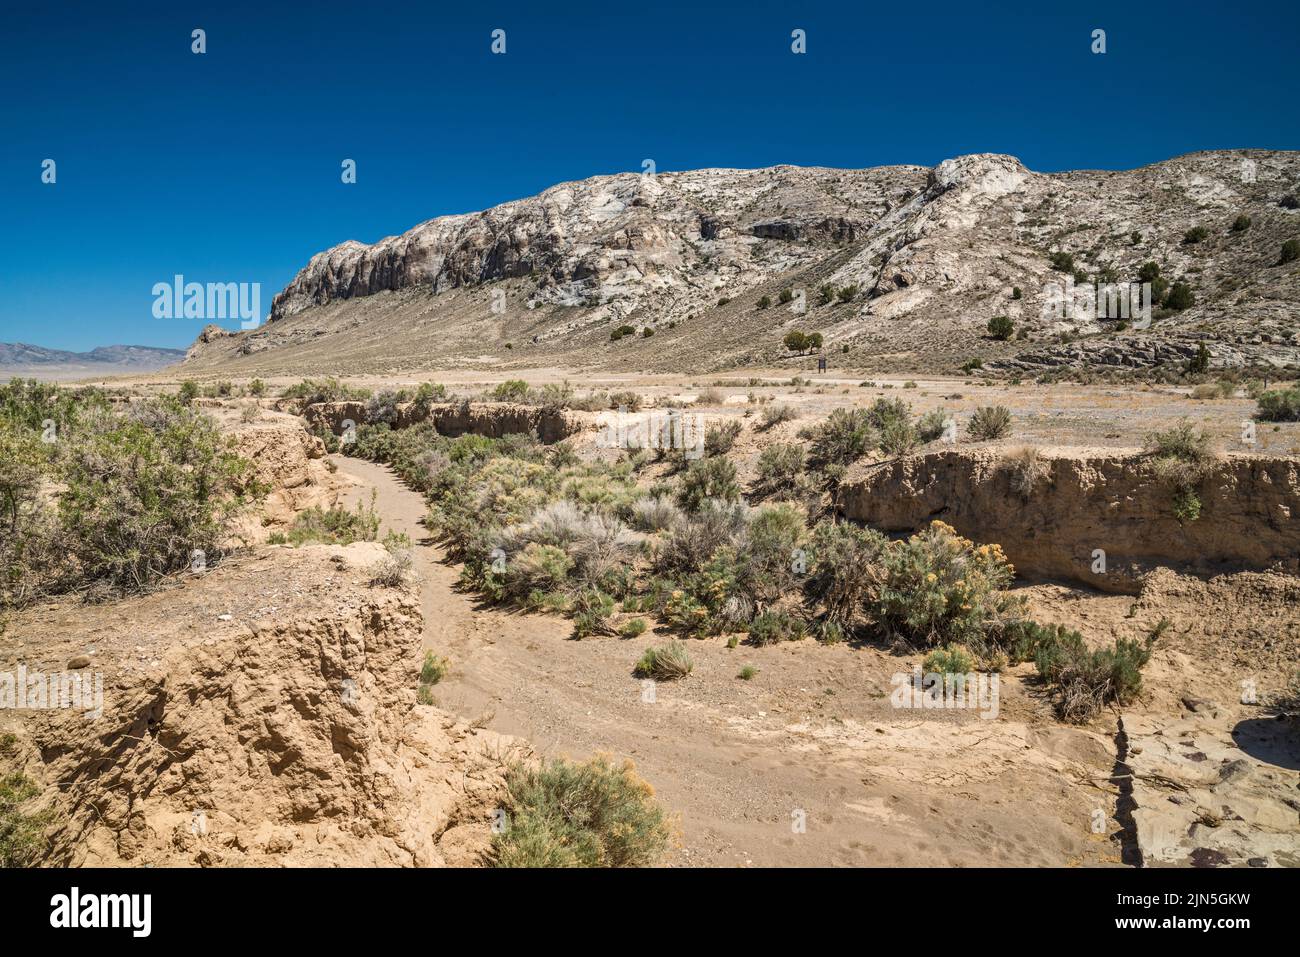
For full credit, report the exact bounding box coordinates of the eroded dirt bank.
[1,545,529,866]
[837,448,1300,593]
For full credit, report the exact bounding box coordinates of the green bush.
[492,756,671,867]
[803,521,888,626]
[967,405,1013,441]
[923,644,974,675]
[754,443,806,497]
[675,456,740,512]
[1255,385,1300,422]
[1146,420,1214,523]
[987,315,1015,341]
[1230,214,1252,234]
[704,420,743,457]
[1182,226,1209,245]
[634,641,694,680]
[837,285,859,302]
[1281,239,1300,265]
[1165,282,1195,310]
[488,379,530,402]
[57,400,254,594]
[916,408,949,443]
[281,378,370,405]
[758,404,799,430]
[868,521,1018,657]
[287,497,382,547]
[1035,631,1153,723]
[757,295,772,310]
[804,408,875,469]
[1049,251,1074,272]
[747,609,805,645]
[420,651,450,685]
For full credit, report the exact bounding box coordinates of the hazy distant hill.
[0,342,185,378]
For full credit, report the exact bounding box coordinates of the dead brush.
[1001,445,1049,499]
[368,549,415,587]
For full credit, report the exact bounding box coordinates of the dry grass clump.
[491,756,671,867]
[1001,445,1050,499]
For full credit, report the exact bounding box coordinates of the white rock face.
[179,149,1300,375]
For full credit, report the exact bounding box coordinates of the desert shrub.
[1183,226,1209,245]
[916,408,949,443]
[1165,282,1195,310]
[1146,421,1215,522]
[287,496,382,546]
[0,772,52,867]
[607,390,643,412]
[1001,445,1049,498]
[738,665,758,680]
[620,617,647,638]
[572,588,618,638]
[177,380,200,404]
[923,644,974,676]
[753,442,806,497]
[57,400,254,594]
[1034,631,1153,723]
[837,284,858,302]
[1255,385,1300,422]
[630,495,683,532]
[653,500,749,576]
[492,756,671,867]
[987,315,1015,340]
[676,456,740,512]
[610,324,636,342]
[778,288,794,304]
[757,295,772,310]
[1186,342,1210,375]
[634,641,693,680]
[758,404,799,430]
[804,408,875,469]
[365,389,404,426]
[803,520,888,626]
[1281,195,1300,210]
[736,505,804,602]
[967,405,1013,441]
[704,420,743,457]
[868,521,1019,656]
[420,651,450,685]
[0,421,60,608]
[1049,251,1074,272]
[1281,239,1300,265]
[692,387,724,406]
[368,548,414,587]
[747,609,805,646]
[1230,214,1252,234]
[502,543,573,601]
[282,377,370,405]
[878,417,918,456]
[488,379,529,402]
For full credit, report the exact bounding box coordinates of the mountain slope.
[182,150,1300,377]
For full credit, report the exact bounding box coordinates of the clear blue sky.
[2,0,1297,351]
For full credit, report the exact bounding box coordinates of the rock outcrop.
[836,448,1300,593]
[180,150,1300,376]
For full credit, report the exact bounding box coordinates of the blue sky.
[2,0,1297,352]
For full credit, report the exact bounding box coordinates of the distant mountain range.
[0,342,184,375]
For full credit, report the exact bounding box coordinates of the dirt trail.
[336,455,1122,867]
